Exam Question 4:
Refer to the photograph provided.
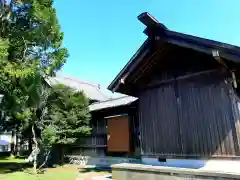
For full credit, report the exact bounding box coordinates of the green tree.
[1,0,68,74]
[42,84,91,165]
[0,0,68,173]
[0,38,35,155]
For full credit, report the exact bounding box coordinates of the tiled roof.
[46,74,109,101]
[89,95,137,111]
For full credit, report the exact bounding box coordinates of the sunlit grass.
[0,157,78,180]
[0,157,112,180]
[0,169,78,180]
[0,156,25,163]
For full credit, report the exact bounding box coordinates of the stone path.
[92,175,112,180]
[76,172,112,180]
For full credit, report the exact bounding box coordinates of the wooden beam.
[132,52,157,84]
[111,49,150,93]
[168,38,240,63]
[232,70,238,88]
[212,50,228,68]
[138,12,159,27]
[145,68,224,90]
[212,50,238,88]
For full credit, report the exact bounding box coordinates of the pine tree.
[42,84,91,164]
[0,0,69,173]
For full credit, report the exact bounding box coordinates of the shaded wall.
[138,71,240,157]
[67,104,139,157]
[67,117,107,156]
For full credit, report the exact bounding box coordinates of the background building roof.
[89,95,137,111]
[47,74,109,102]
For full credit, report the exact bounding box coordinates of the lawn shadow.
[0,156,9,160]
[0,162,32,174]
[14,155,27,159]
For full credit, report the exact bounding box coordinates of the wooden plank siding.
[177,74,235,156]
[107,13,240,159]
[67,117,107,156]
[107,116,130,152]
[138,72,240,157]
[69,103,139,157]
[139,83,182,155]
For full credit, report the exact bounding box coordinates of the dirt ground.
[47,164,79,172]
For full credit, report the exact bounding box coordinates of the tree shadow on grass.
[0,162,32,174]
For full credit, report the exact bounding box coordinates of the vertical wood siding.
[177,74,236,156]
[107,116,130,152]
[139,73,240,157]
[139,83,182,155]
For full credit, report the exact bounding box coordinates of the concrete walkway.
[76,172,112,180]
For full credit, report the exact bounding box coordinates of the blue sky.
[54,0,240,89]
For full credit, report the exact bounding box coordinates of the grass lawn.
[0,156,112,180]
[0,156,25,163]
[0,164,79,180]
[0,156,79,180]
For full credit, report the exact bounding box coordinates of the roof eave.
[90,102,133,112]
[108,12,240,93]
[108,12,168,93]
[165,30,240,63]
[107,38,151,92]
[89,97,137,112]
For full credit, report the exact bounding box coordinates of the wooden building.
[68,96,139,157]
[108,12,240,163]
[47,71,140,159]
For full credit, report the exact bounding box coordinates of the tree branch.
[32,124,39,173]
[0,0,13,22]
[21,36,27,61]
[38,150,50,169]
[32,125,38,148]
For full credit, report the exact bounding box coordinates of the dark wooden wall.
[67,117,107,156]
[138,71,240,157]
[107,116,130,152]
[67,104,139,157]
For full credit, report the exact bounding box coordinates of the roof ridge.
[61,76,100,89]
[55,74,110,100]
[63,76,110,99]
[55,72,100,87]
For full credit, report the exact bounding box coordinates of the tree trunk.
[10,130,15,156]
[28,137,32,154]
[33,155,37,174]
[60,145,65,165]
[38,150,50,169]
[15,131,20,156]
[32,125,39,174]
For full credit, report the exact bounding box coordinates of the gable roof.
[89,95,137,111]
[47,74,109,101]
[108,12,240,93]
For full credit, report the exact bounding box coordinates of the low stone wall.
[66,155,141,167]
[112,163,240,180]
